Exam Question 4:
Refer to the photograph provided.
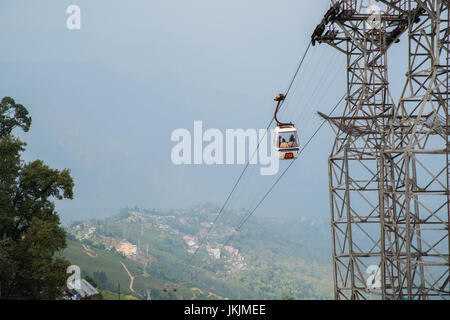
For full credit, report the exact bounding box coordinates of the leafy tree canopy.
[0,97,74,299]
[0,97,31,137]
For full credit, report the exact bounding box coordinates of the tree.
[0,97,31,137]
[93,270,108,289]
[83,275,98,288]
[0,97,74,299]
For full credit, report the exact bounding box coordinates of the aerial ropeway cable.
[177,41,315,284]
[176,39,346,288]
[220,93,346,251]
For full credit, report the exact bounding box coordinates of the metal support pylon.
[314,0,450,299]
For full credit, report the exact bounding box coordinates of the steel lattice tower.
[313,0,450,299]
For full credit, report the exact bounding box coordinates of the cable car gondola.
[273,94,300,160]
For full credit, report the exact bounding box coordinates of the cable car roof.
[276,125,298,133]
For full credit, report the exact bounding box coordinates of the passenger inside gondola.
[288,134,296,147]
[278,132,298,148]
[280,138,289,148]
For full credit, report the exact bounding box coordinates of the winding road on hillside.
[120,261,151,298]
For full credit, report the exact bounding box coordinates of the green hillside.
[63,205,333,300]
[63,239,197,300]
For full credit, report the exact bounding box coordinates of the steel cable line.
[207,40,314,234]
[178,41,314,283]
[215,0,333,243]
[282,46,328,123]
[296,55,345,131]
[234,42,318,211]
[235,55,344,232]
[283,41,312,101]
[220,93,346,251]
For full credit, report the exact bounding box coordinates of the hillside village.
[68,208,248,274]
[64,205,333,300]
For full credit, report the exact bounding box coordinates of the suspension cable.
[179,41,313,282]
[221,93,346,250]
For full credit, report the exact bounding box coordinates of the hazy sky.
[0,0,409,224]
